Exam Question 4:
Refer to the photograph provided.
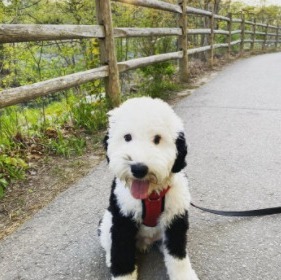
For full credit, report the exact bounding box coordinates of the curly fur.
[98,97,199,280]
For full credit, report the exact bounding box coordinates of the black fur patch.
[164,211,189,259]
[103,132,110,163]
[172,132,188,173]
[141,200,146,219]
[109,179,139,277]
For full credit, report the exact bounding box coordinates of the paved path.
[1,52,281,280]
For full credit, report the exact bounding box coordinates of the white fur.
[160,173,191,227]
[163,248,199,280]
[114,178,143,222]
[99,210,113,267]
[99,97,199,280]
[136,224,162,252]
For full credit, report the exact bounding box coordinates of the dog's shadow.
[136,246,168,279]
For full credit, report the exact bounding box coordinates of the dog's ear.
[172,132,188,173]
[103,132,110,163]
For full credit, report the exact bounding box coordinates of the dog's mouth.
[131,180,150,200]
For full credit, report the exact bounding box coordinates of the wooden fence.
[0,0,280,109]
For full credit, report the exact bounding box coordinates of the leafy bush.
[139,61,179,98]
[0,154,28,198]
[71,97,108,133]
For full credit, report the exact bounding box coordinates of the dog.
[98,97,199,280]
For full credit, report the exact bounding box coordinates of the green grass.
[137,62,181,99]
[0,90,110,197]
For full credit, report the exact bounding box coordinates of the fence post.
[263,23,269,51]
[250,18,256,52]
[227,13,232,60]
[240,13,245,56]
[95,0,121,108]
[178,0,189,82]
[209,5,215,68]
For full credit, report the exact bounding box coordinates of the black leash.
[191,202,281,217]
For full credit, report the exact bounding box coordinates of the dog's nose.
[131,163,148,179]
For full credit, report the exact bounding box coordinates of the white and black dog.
[99,97,199,280]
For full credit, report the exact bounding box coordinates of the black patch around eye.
[153,135,161,145]
[124,134,132,142]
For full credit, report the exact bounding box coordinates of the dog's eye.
[124,134,132,142]
[153,135,161,145]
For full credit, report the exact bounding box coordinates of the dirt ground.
[0,57,233,241]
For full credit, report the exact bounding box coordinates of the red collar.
[142,187,170,227]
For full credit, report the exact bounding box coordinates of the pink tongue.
[131,180,150,199]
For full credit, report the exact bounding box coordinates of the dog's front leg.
[110,213,139,280]
[163,211,199,280]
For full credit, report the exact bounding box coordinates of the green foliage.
[140,62,178,98]
[71,98,108,133]
[223,1,281,26]
[0,175,8,198]
[0,154,28,198]
[0,88,109,197]
[0,0,100,91]
[1,39,101,90]
[0,0,103,195]
[46,133,86,158]
[1,0,96,25]
[0,91,108,154]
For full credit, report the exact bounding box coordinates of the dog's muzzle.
[129,163,166,200]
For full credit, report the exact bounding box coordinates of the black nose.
[131,163,148,179]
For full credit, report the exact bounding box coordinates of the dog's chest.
[114,175,191,228]
[136,224,162,250]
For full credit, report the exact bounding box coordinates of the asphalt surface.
[1,52,281,280]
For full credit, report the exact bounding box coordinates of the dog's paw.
[112,268,137,280]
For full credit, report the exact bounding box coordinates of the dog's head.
[104,97,187,199]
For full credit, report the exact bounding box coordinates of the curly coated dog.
[98,97,199,280]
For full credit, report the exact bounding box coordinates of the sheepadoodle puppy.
[99,97,198,280]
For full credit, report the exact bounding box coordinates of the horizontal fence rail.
[0,0,281,109]
[0,24,105,43]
